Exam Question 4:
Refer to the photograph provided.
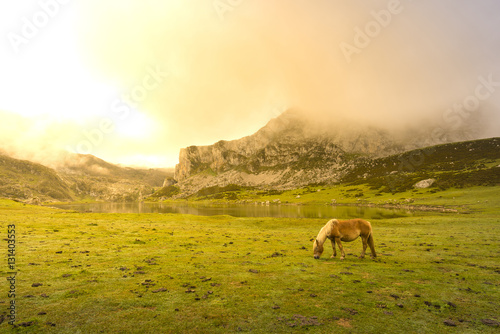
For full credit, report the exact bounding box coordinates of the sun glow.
[0,3,120,123]
[0,2,160,166]
[114,109,155,139]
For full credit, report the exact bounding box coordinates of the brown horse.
[313,219,376,260]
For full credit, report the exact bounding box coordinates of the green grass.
[181,184,500,215]
[1,198,499,333]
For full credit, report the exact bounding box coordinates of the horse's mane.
[316,219,336,244]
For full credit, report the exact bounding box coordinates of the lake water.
[52,202,417,219]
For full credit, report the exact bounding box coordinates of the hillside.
[171,109,492,197]
[343,137,500,193]
[0,154,73,204]
[0,152,169,203]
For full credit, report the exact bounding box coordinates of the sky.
[0,0,499,167]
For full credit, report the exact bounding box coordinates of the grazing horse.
[313,219,376,260]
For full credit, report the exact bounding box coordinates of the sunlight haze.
[1,0,499,167]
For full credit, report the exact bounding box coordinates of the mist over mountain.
[171,108,494,196]
[0,151,170,203]
[1,107,497,203]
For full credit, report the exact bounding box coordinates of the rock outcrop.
[174,109,462,196]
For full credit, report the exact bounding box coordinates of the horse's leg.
[330,239,337,258]
[335,237,345,260]
[368,233,376,259]
[360,235,368,259]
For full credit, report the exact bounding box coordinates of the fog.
[1,0,499,167]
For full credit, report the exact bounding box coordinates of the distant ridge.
[0,152,169,203]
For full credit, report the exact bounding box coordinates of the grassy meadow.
[1,187,499,333]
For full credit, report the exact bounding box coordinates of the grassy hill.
[342,137,500,193]
[0,154,74,203]
[0,153,169,203]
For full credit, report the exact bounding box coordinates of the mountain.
[0,154,74,204]
[0,152,170,203]
[172,109,488,196]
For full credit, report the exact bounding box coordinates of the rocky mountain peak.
[173,108,484,195]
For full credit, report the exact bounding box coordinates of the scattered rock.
[443,320,457,327]
[344,308,358,315]
[269,252,284,258]
[141,280,155,286]
[277,314,323,327]
[152,288,167,293]
[249,269,259,274]
[32,283,43,287]
[17,321,34,327]
[481,319,500,327]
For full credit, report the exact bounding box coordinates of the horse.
[313,219,376,260]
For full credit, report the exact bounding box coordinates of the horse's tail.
[368,232,376,258]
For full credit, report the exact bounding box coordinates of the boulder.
[413,179,436,189]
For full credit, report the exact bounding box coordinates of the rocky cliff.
[174,109,470,195]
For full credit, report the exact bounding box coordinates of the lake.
[52,202,419,219]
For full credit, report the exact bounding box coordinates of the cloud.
[2,0,500,167]
[0,111,77,164]
[78,0,500,132]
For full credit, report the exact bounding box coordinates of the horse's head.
[313,239,324,259]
